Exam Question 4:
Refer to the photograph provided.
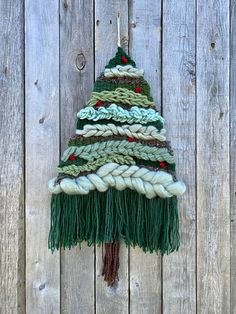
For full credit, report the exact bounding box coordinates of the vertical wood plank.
[0,1,25,313]
[128,1,162,313]
[25,1,60,313]
[95,1,129,313]
[231,1,236,313]
[162,1,196,313]
[60,1,95,313]
[196,0,230,313]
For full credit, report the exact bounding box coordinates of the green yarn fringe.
[48,189,180,255]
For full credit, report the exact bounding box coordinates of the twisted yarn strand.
[77,104,164,125]
[49,163,186,198]
[58,154,135,176]
[104,65,144,78]
[62,141,175,164]
[76,123,167,141]
[87,88,155,108]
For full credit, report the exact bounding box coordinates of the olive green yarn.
[57,154,135,176]
[68,136,170,151]
[93,80,153,101]
[105,47,136,69]
[58,154,176,173]
[87,88,155,108]
[48,189,180,255]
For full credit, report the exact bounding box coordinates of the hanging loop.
[117,12,121,47]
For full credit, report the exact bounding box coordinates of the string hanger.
[117,12,121,47]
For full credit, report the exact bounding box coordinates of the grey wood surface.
[162,0,196,313]
[59,1,94,313]
[0,1,25,313]
[231,1,236,313]
[0,0,234,313]
[25,1,60,313]
[196,0,230,313]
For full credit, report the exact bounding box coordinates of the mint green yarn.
[77,104,164,125]
[62,141,175,164]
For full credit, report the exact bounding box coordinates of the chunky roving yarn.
[86,88,155,108]
[76,123,167,141]
[62,141,175,164]
[77,104,164,125]
[104,65,144,78]
[48,46,186,287]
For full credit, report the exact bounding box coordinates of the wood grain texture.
[95,1,129,313]
[0,1,25,313]
[231,2,236,313]
[196,0,230,313]
[59,1,94,313]
[1,1,234,313]
[128,1,162,313]
[25,1,60,313]
[162,1,196,313]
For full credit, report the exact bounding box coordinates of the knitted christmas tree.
[48,47,186,286]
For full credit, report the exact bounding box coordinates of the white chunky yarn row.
[104,65,144,78]
[76,123,167,141]
[49,163,186,199]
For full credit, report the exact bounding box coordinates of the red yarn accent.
[134,86,142,93]
[159,161,167,169]
[69,154,76,161]
[121,56,128,64]
[127,137,135,142]
[96,100,103,107]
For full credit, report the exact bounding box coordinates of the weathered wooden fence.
[0,0,234,313]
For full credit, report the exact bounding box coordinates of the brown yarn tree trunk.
[102,242,120,286]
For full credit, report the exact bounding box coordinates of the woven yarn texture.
[48,46,186,261]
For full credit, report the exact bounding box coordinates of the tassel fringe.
[48,189,179,255]
[102,242,120,286]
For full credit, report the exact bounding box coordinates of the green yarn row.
[93,80,153,101]
[58,153,176,172]
[105,47,136,69]
[76,117,163,131]
[68,136,169,151]
[48,190,180,254]
[57,154,135,176]
[62,141,174,164]
[87,88,154,108]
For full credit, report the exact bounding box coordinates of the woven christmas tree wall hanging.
[48,34,186,286]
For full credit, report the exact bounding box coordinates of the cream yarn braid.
[104,65,144,78]
[49,163,186,199]
[76,123,167,141]
[62,141,175,164]
[87,88,155,108]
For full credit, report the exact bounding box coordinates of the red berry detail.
[128,137,135,142]
[134,86,142,93]
[121,56,128,64]
[159,162,167,169]
[96,100,103,107]
[69,154,76,161]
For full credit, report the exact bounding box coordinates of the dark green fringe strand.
[48,189,180,255]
